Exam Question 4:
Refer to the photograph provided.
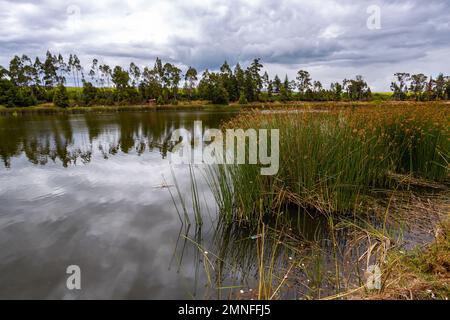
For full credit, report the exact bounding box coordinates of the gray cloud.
[0,0,449,90]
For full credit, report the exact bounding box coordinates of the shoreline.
[1,100,449,116]
[0,104,237,116]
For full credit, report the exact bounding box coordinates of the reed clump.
[208,104,450,224]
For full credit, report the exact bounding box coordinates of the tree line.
[1,51,449,108]
[390,72,450,101]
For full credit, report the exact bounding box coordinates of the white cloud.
[0,0,449,90]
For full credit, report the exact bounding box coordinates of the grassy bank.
[352,216,450,300]
[2,100,448,116]
[0,103,240,116]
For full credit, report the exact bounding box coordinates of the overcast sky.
[1,0,449,91]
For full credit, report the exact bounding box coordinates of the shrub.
[82,82,98,106]
[53,84,70,108]
[157,95,165,105]
[238,90,248,105]
[211,82,229,105]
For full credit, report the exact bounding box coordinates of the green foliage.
[157,95,165,105]
[82,81,98,106]
[184,66,198,100]
[112,66,130,89]
[391,73,410,101]
[331,82,342,101]
[343,75,372,101]
[296,70,312,93]
[211,81,229,105]
[279,86,290,102]
[0,79,37,107]
[53,84,69,108]
[2,52,450,107]
[279,75,292,101]
[238,90,248,104]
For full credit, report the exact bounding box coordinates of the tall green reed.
[207,105,449,224]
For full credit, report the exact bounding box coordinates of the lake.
[0,110,249,299]
[0,110,435,300]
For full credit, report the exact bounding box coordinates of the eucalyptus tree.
[8,56,22,85]
[68,54,75,85]
[184,66,198,100]
[81,81,98,106]
[220,61,237,101]
[161,63,181,100]
[142,66,162,99]
[243,70,256,101]
[343,75,371,101]
[24,55,37,86]
[409,74,427,101]
[433,73,446,100]
[279,75,292,101]
[129,62,141,88]
[73,55,82,87]
[155,58,164,78]
[56,54,68,85]
[247,58,264,99]
[210,72,229,104]
[99,64,112,88]
[89,59,99,86]
[43,51,58,88]
[296,70,312,93]
[273,75,282,93]
[313,80,323,93]
[197,69,211,100]
[424,76,434,100]
[262,71,269,91]
[68,54,82,87]
[445,77,450,100]
[170,65,182,100]
[32,57,44,86]
[112,66,130,89]
[9,55,33,86]
[150,57,164,89]
[198,70,228,104]
[68,54,79,87]
[233,63,245,95]
[330,82,342,101]
[390,73,410,100]
[267,80,273,97]
[53,83,69,108]
[0,65,7,79]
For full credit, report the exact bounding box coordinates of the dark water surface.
[0,110,246,299]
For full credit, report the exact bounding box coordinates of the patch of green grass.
[372,92,393,101]
[0,102,245,116]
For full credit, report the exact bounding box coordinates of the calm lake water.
[0,110,253,299]
[0,110,436,300]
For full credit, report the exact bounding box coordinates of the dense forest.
[1,51,450,108]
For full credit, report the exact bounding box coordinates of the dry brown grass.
[353,214,450,300]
